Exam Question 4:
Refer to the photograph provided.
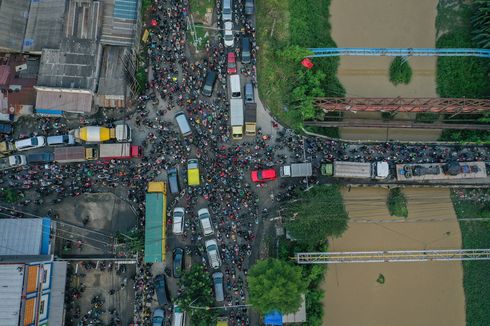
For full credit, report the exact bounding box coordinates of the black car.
[202,71,217,97]
[154,275,169,306]
[173,247,184,278]
[241,37,251,64]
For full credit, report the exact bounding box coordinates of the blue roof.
[36,109,64,116]
[264,311,283,325]
[40,218,51,255]
[114,0,138,20]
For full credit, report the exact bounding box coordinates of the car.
[241,37,251,64]
[14,136,46,151]
[152,308,165,326]
[212,272,225,302]
[244,81,254,103]
[205,239,221,269]
[174,112,192,137]
[244,0,254,15]
[0,122,13,134]
[172,304,186,326]
[222,0,232,21]
[201,71,217,97]
[172,207,185,235]
[224,21,234,47]
[168,167,180,194]
[154,275,169,306]
[227,52,237,74]
[173,248,184,278]
[251,168,277,182]
[198,208,214,236]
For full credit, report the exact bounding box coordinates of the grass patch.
[386,188,408,218]
[189,0,213,19]
[188,23,210,50]
[256,0,344,129]
[141,0,152,15]
[415,113,439,123]
[451,189,490,326]
[439,130,490,144]
[304,126,339,138]
[389,57,412,85]
[435,2,490,98]
[284,185,349,246]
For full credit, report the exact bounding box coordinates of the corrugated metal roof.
[144,192,166,263]
[0,264,24,326]
[0,0,30,52]
[0,219,44,256]
[35,86,93,113]
[47,261,67,326]
[114,0,138,20]
[23,0,67,52]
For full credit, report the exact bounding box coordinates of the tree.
[284,185,349,246]
[387,188,408,218]
[248,258,307,314]
[176,265,216,325]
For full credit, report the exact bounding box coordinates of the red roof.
[0,65,11,85]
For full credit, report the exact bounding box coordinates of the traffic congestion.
[0,0,490,325]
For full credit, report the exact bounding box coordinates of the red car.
[227,52,237,74]
[251,169,277,182]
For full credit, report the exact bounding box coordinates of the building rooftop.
[98,46,127,96]
[23,0,67,52]
[65,0,102,40]
[0,264,24,326]
[0,0,30,52]
[101,0,140,47]
[38,38,100,91]
[0,218,51,256]
[35,86,93,113]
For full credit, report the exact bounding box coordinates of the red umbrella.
[151,19,158,27]
[301,58,314,69]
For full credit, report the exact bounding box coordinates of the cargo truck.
[145,181,167,263]
[244,103,256,136]
[0,154,27,170]
[71,124,131,143]
[280,162,313,177]
[54,146,98,163]
[230,98,244,140]
[321,161,389,179]
[99,143,142,160]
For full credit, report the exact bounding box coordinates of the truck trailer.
[244,103,257,136]
[72,124,131,143]
[280,162,313,177]
[230,98,244,140]
[321,161,389,179]
[99,143,142,159]
[54,146,98,163]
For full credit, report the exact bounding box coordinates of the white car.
[224,21,234,47]
[205,239,221,269]
[14,136,46,151]
[172,207,185,235]
[198,208,214,236]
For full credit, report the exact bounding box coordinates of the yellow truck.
[187,159,200,186]
[245,103,256,136]
[230,98,244,140]
[72,124,131,143]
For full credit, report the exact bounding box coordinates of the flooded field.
[330,0,440,141]
[322,187,466,326]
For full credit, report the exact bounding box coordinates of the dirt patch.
[330,0,440,141]
[322,187,466,326]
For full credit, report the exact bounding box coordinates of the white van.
[198,208,214,236]
[172,304,186,326]
[14,136,46,151]
[229,74,241,99]
[205,239,221,269]
[175,112,192,136]
[172,207,185,235]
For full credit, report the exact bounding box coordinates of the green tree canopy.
[284,185,349,246]
[248,258,307,314]
[176,264,216,326]
[389,56,412,85]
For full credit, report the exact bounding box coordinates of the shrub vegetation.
[389,57,412,85]
[387,188,408,218]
